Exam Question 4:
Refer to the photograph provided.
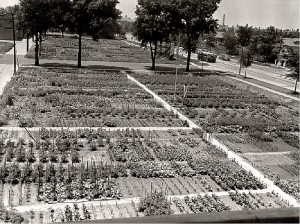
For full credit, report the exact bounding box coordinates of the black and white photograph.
[0,0,299,223]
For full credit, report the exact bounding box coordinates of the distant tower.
[222,14,225,26]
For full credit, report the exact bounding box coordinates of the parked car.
[197,51,217,63]
[219,54,231,61]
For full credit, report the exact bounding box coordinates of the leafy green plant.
[138,191,173,216]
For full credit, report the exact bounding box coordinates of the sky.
[1,0,299,29]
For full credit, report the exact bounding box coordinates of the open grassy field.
[0,41,13,54]
[25,36,185,65]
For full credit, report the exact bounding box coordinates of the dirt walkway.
[0,126,192,131]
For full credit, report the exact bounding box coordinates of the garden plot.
[0,128,276,217]
[0,67,184,127]
[128,71,299,207]
[25,36,183,64]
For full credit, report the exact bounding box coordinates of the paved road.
[177,48,299,92]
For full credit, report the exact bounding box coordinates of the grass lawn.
[0,41,13,54]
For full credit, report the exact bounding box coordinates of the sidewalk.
[0,38,34,95]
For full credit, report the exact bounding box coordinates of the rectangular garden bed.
[0,67,184,127]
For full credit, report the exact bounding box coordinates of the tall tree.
[223,30,238,55]
[134,0,177,70]
[68,0,121,68]
[240,49,253,78]
[286,49,299,93]
[206,33,216,52]
[248,32,260,61]
[20,0,52,66]
[50,0,72,37]
[237,25,252,75]
[258,26,277,63]
[174,0,220,71]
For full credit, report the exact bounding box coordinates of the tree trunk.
[294,79,298,93]
[35,33,39,66]
[239,47,243,75]
[78,33,82,68]
[150,42,157,70]
[39,33,42,56]
[26,34,29,52]
[186,37,191,72]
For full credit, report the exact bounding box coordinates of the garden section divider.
[126,73,198,129]
[126,72,300,208]
[0,127,193,132]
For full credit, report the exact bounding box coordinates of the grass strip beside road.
[228,73,299,97]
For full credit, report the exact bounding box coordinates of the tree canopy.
[19,0,121,67]
[223,31,238,55]
[134,0,221,71]
[240,49,253,78]
[20,0,52,65]
[174,0,220,71]
[134,0,177,70]
[286,48,299,93]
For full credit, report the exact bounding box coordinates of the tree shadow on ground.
[145,65,214,74]
[39,62,130,71]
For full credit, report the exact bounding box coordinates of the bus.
[197,51,217,63]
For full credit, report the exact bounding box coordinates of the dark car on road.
[219,54,230,61]
[197,51,217,63]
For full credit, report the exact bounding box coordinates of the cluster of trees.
[18,0,122,67]
[134,0,221,71]
[222,25,299,84]
[223,26,285,63]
